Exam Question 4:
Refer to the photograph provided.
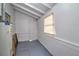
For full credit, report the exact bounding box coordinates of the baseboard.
[38,40,53,56]
[38,38,79,56]
[54,37,79,48]
[18,39,38,42]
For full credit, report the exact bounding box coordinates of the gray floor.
[16,40,52,56]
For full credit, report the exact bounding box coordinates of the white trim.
[42,3,51,9]
[39,3,56,20]
[54,36,79,48]
[24,3,45,14]
[12,3,42,17]
[14,7,39,19]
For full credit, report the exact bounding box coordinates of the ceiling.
[11,3,56,19]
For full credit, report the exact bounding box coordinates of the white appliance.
[0,22,12,56]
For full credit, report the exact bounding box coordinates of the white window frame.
[44,13,56,35]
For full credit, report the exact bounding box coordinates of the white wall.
[5,3,15,34]
[5,3,14,55]
[0,23,3,55]
[38,3,79,56]
[14,10,37,42]
[0,4,1,15]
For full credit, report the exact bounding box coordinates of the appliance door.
[0,22,12,56]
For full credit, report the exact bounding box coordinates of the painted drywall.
[14,10,37,42]
[38,3,79,56]
[0,23,3,55]
[5,3,14,55]
[0,4,14,56]
[0,4,3,55]
[5,3,15,34]
[0,4,1,15]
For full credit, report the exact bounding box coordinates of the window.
[44,13,56,34]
